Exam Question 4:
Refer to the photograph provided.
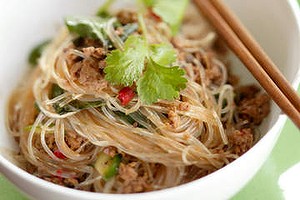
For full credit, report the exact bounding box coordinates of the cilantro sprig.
[64,1,189,105]
[104,35,187,104]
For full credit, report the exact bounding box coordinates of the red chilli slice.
[54,150,66,159]
[118,87,135,106]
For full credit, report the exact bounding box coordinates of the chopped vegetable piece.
[137,58,187,104]
[56,169,63,178]
[53,150,66,159]
[28,40,50,66]
[95,152,122,181]
[118,87,135,106]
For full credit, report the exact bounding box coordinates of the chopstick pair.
[193,0,300,129]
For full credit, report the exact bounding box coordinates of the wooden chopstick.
[210,0,300,113]
[193,0,300,129]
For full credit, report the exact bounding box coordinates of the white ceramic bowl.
[1,0,300,199]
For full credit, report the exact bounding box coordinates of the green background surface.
[0,1,300,199]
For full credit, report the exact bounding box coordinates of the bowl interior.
[224,0,300,134]
[0,0,299,199]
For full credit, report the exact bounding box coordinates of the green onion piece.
[23,125,42,132]
[50,84,105,114]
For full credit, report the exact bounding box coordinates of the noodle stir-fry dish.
[6,1,271,193]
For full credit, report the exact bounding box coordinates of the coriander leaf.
[147,0,189,35]
[104,35,148,86]
[28,40,50,66]
[65,16,109,41]
[149,43,176,66]
[137,59,187,104]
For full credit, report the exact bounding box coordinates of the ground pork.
[227,128,253,156]
[103,146,117,157]
[69,57,108,93]
[181,50,223,86]
[82,47,106,60]
[116,10,138,25]
[45,134,56,150]
[237,85,261,100]
[43,176,79,188]
[236,85,270,125]
[65,131,85,151]
[178,102,190,111]
[198,52,223,86]
[167,110,180,129]
[117,162,150,193]
[65,42,109,94]
[227,72,239,86]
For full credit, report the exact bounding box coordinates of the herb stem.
[96,0,116,17]
[137,13,149,44]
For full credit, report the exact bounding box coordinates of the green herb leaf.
[149,43,176,66]
[143,0,189,35]
[53,100,105,115]
[142,0,154,7]
[104,35,148,86]
[28,40,50,66]
[96,0,116,18]
[65,16,110,41]
[50,84,104,114]
[137,59,187,104]
[71,100,105,110]
[50,84,64,99]
[23,125,42,133]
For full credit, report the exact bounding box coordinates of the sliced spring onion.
[50,84,105,114]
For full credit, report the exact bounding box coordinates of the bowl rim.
[1,0,300,199]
